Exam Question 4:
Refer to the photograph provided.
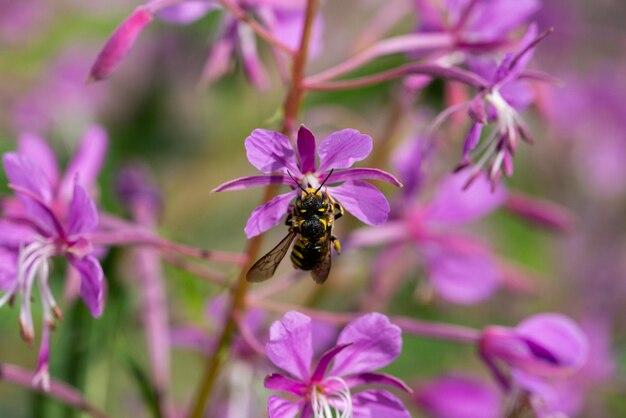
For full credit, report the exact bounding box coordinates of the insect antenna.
[315,169,334,194]
[287,171,307,193]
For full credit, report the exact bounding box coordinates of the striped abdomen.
[290,239,325,271]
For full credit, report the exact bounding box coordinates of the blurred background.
[0,0,624,416]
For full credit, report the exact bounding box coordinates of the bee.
[247,170,343,284]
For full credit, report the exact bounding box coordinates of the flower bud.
[88,6,153,82]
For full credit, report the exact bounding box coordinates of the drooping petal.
[264,373,307,396]
[17,133,60,189]
[69,255,105,317]
[328,181,390,226]
[67,181,99,236]
[460,123,483,164]
[267,395,303,418]
[244,190,296,238]
[329,168,402,187]
[317,129,373,173]
[266,311,313,381]
[424,170,506,225]
[157,1,216,25]
[330,313,402,376]
[88,6,153,82]
[212,174,292,192]
[59,125,108,201]
[245,129,300,175]
[423,243,500,304]
[343,372,412,393]
[414,374,501,418]
[296,126,317,173]
[351,389,411,418]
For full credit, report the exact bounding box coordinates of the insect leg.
[331,235,341,254]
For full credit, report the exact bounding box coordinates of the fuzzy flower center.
[311,376,353,418]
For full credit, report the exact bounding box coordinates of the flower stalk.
[0,363,111,418]
[185,1,319,417]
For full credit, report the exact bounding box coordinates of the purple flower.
[480,313,588,379]
[414,374,501,418]
[479,313,588,417]
[213,126,401,238]
[351,141,506,305]
[264,311,411,418]
[0,127,108,387]
[459,25,550,186]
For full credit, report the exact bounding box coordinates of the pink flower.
[264,311,411,418]
[213,126,401,238]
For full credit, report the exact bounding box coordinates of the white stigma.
[311,376,353,418]
[0,239,57,342]
[303,173,321,189]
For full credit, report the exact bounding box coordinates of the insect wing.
[247,232,297,282]
[311,233,332,285]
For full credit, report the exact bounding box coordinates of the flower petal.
[463,0,540,44]
[317,129,372,173]
[212,175,292,192]
[423,242,500,304]
[344,372,412,393]
[424,169,506,225]
[310,343,351,382]
[297,126,317,173]
[391,137,426,199]
[330,313,402,376]
[238,23,270,89]
[3,153,56,234]
[244,191,296,238]
[329,168,402,187]
[328,181,390,226]
[17,133,60,189]
[245,129,300,175]
[268,395,303,418]
[516,313,589,374]
[69,255,105,317]
[67,180,99,236]
[199,25,236,86]
[351,389,410,418]
[414,374,501,418]
[88,6,153,82]
[0,248,17,292]
[266,311,313,381]
[59,125,108,202]
[265,373,307,396]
